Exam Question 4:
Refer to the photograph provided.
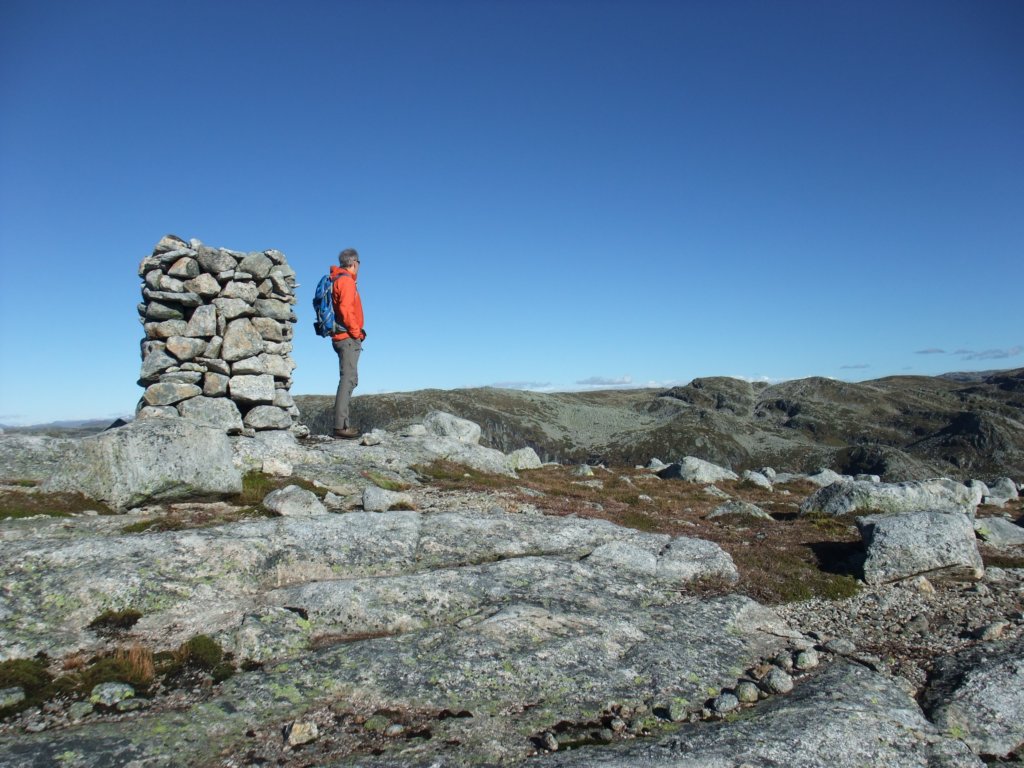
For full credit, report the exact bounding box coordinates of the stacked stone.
[136,235,300,435]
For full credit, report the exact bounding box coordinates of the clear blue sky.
[1,0,1021,425]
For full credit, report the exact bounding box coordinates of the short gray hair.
[338,248,359,268]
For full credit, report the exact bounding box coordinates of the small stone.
[167,256,200,279]
[263,485,326,517]
[976,621,1009,641]
[184,304,217,338]
[251,316,285,341]
[229,374,275,405]
[145,300,184,321]
[712,693,740,713]
[760,667,793,695]
[905,614,929,635]
[90,682,135,707]
[183,272,221,298]
[238,252,273,279]
[286,720,318,746]
[0,686,25,709]
[384,723,406,737]
[507,446,543,470]
[572,464,595,477]
[542,731,559,751]
[177,396,243,434]
[202,372,229,397]
[254,298,293,321]
[222,318,265,362]
[666,698,689,722]
[735,681,760,703]
[262,458,293,477]
[609,716,627,732]
[740,470,773,490]
[143,382,201,407]
[708,500,772,520]
[243,405,293,431]
[360,430,385,446]
[363,485,414,513]
[165,336,207,361]
[363,714,390,732]
[911,575,936,595]
[212,297,253,321]
[772,651,795,672]
[400,424,428,437]
[219,280,259,304]
[67,701,94,721]
[823,638,857,654]
[794,649,819,670]
[703,485,731,499]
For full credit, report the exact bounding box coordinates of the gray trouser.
[333,338,361,430]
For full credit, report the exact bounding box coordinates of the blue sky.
[1,0,1021,425]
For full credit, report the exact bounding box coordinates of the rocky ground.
[0,414,1022,767]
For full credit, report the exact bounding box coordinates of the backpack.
[312,272,342,337]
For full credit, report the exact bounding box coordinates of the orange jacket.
[330,265,364,341]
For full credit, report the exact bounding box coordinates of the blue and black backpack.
[312,273,340,337]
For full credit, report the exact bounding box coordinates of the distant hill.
[1,418,129,438]
[296,368,1024,482]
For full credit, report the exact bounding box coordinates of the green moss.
[0,658,53,716]
[211,662,235,683]
[617,510,658,532]
[181,635,224,670]
[412,461,517,490]
[88,609,143,631]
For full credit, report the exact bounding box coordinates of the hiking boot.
[333,427,360,440]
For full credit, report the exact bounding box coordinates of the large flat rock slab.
[0,508,738,661]
[0,595,790,767]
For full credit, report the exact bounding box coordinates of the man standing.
[331,248,365,439]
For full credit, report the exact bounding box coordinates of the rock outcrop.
[41,419,241,509]
[921,636,1024,759]
[137,235,299,435]
[1,410,1021,767]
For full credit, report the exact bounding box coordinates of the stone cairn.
[136,234,301,435]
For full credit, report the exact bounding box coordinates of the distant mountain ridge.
[297,368,1024,482]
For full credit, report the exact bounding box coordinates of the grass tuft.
[361,470,413,492]
[0,489,114,520]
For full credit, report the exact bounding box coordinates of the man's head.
[338,248,360,274]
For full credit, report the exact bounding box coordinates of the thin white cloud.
[576,375,633,387]
[959,345,1022,361]
[915,348,946,355]
[490,381,552,390]
[840,363,870,370]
